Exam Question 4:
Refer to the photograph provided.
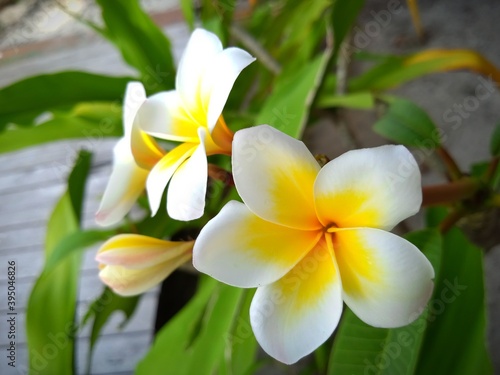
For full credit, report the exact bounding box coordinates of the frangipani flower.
[194,125,435,364]
[96,234,193,296]
[96,82,164,226]
[134,28,255,221]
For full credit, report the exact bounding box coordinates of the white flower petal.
[176,28,223,113]
[96,138,148,226]
[146,143,197,216]
[314,145,422,230]
[201,47,255,131]
[123,81,146,137]
[136,90,200,142]
[232,125,322,230]
[166,128,208,221]
[332,227,435,328]
[193,201,320,288]
[250,238,343,364]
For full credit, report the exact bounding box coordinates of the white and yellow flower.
[95,82,164,226]
[96,234,193,296]
[193,125,435,364]
[134,28,255,221]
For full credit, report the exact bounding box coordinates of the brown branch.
[422,179,479,207]
[436,146,462,181]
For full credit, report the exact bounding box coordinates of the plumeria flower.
[194,125,435,364]
[96,234,193,296]
[96,82,164,226]
[134,28,255,221]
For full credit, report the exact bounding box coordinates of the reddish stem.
[436,146,462,181]
[422,179,479,207]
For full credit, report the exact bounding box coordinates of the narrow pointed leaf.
[256,53,331,138]
[26,151,92,374]
[0,72,131,130]
[81,287,139,374]
[350,49,500,92]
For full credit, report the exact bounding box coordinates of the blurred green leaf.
[373,99,440,148]
[331,0,365,58]
[0,103,122,154]
[350,49,500,92]
[0,72,130,129]
[425,206,449,228]
[136,277,243,375]
[136,277,215,375]
[415,228,493,375]
[318,92,374,109]
[219,289,258,375]
[490,123,500,156]
[96,0,175,91]
[26,151,92,375]
[257,53,331,138]
[277,0,331,71]
[44,230,113,273]
[198,0,236,43]
[187,285,243,374]
[180,0,195,29]
[81,287,139,374]
[327,229,442,375]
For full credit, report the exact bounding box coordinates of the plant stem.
[439,207,466,234]
[436,146,462,181]
[422,178,479,207]
[207,164,234,186]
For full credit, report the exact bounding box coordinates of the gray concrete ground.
[0,0,499,374]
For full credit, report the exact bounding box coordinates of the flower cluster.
[95,29,434,364]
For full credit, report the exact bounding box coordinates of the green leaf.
[186,285,243,374]
[136,277,216,374]
[81,288,139,374]
[415,228,493,375]
[219,289,258,375]
[256,53,331,139]
[180,0,195,29]
[0,72,131,129]
[425,206,449,228]
[331,0,365,58]
[136,277,244,375]
[327,229,442,375]
[318,92,374,109]
[373,98,441,148]
[350,49,500,92]
[0,103,122,154]
[490,123,500,156]
[44,230,113,273]
[26,151,92,375]
[96,0,175,92]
